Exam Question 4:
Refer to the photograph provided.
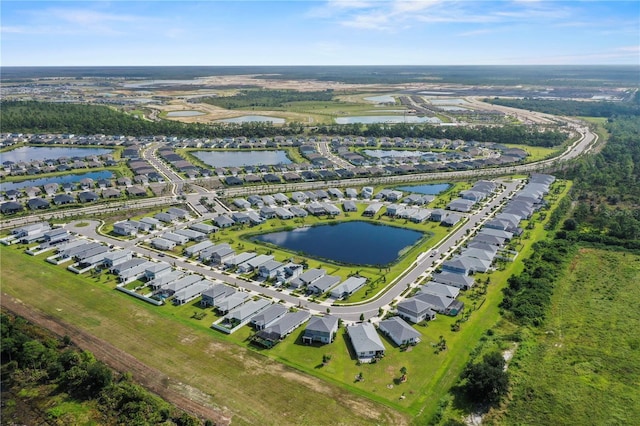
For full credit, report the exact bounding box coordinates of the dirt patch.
[1,293,232,426]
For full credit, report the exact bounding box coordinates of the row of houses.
[113,207,193,237]
[1,188,142,215]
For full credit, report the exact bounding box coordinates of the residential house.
[258,260,286,279]
[347,323,385,363]
[253,311,311,348]
[420,282,460,299]
[173,280,213,305]
[378,317,421,346]
[396,297,436,323]
[302,315,339,344]
[237,254,274,273]
[250,304,289,330]
[200,284,236,308]
[329,277,367,299]
[308,275,341,295]
[431,272,475,290]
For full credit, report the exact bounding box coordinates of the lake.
[364,95,396,103]
[335,116,442,124]
[216,115,285,124]
[395,183,451,195]
[166,110,206,117]
[252,221,424,266]
[429,98,468,105]
[1,170,115,192]
[2,147,113,163]
[192,150,292,168]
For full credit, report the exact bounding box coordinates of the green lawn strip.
[498,248,640,426]
[0,246,407,426]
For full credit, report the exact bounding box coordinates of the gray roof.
[415,292,454,312]
[347,322,385,354]
[250,304,289,328]
[229,298,271,322]
[397,297,434,316]
[378,317,421,345]
[264,311,311,338]
[217,292,250,312]
[309,275,341,292]
[305,315,339,334]
[432,272,475,288]
[420,282,460,299]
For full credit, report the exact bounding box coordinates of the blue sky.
[1,1,638,66]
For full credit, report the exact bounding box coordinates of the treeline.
[0,101,304,138]
[1,312,207,426]
[487,92,640,117]
[1,101,567,147]
[500,239,575,326]
[312,122,567,147]
[200,89,335,109]
[555,115,640,249]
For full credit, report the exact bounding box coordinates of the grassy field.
[0,245,407,426]
[491,248,640,425]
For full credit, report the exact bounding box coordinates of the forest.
[200,89,335,109]
[0,101,567,147]
[487,91,640,117]
[0,312,207,426]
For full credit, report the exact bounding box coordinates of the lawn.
[493,248,640,426]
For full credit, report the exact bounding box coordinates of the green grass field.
[494,248,640,425]
[0,245,407,426]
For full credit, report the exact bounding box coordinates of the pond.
[364,150,437,159]
[429,98,468,105]
[216,115,285,124]
[2,170,115,192]
[2,147,113,163]
[364,95,396,103]
[192,150,292,168]
[335,116,442,124]
[252,221,424,266]
[438,106,470,112]
[395,183,451,195]
[166,110,206,117]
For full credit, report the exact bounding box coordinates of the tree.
[461,351,509,405]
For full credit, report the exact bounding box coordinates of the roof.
[420,282,460,299]
[263,311,311,337]
[397,297,434,316]
[331,276,367,296]
[309,275,341,292]
[378,317,421,344]
[305,315,339,334]
[251,304,288,327]
[347,322,385,354]
[415,292,454,311]
[432,272,475,287]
